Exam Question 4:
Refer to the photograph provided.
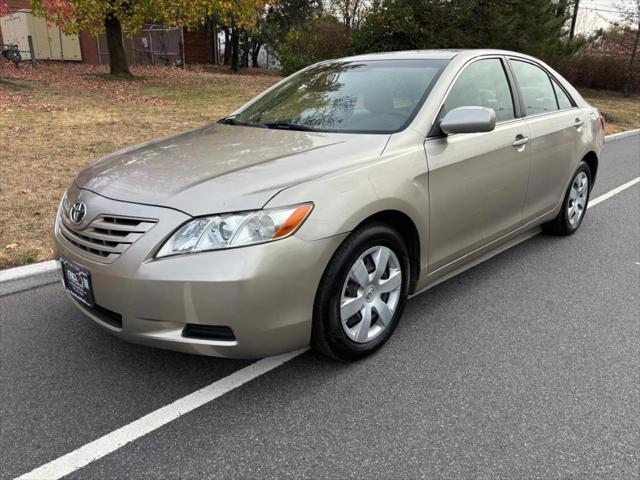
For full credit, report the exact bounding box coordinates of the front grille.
[59,210,157,263]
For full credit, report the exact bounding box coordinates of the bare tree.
[570,0,581,39]
[331,0,365,30]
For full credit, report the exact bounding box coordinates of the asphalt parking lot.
[1,134,639,480]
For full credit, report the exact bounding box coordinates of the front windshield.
[231,59,448,133]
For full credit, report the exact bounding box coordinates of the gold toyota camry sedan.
[54,50,605,360]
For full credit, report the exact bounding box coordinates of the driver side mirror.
[440,106,496,135]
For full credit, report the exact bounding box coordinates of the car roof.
[336,49,529,62]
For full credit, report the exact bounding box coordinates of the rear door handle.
[512,136,529,147]
[573,119,585,128]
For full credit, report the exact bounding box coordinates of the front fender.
[265,134,430,275]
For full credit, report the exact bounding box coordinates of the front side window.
[233,60,448,133]
[511,60,558,116]
[442,58,515,123]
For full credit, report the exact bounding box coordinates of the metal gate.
[96,25,184,67]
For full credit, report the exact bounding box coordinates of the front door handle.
[512,136,529,147]
[573,119,585,128]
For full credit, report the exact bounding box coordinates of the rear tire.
[311,222,410,361]
[542,162,591,236]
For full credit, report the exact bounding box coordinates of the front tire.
[542,162,592,235]
[311,222,410,361]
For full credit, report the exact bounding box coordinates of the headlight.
[156,203,313,258]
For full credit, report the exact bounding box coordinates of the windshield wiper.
[261,121,315,132]
[218,117,266,128]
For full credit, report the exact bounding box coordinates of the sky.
[576,0,638,33]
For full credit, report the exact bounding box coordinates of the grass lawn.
[580,88,640,134]
[1,62,639,269]
[0,63,279,269]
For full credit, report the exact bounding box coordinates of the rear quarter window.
[552,79,574,110]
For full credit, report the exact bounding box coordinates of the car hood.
[76,123,390,216]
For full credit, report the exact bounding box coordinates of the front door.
[425,58,531,273]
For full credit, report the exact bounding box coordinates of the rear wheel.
[542,162,591,235]
[312,222,410,361]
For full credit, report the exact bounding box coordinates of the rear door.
[425,57,531,273]
[508,58,586,221]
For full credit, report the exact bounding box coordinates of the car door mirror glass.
[440,106,496,135]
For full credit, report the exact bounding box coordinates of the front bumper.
[54,188,346,358]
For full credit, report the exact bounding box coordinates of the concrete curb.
[1,129,639,298]
[605,128,640,143]
[0,260,60,297]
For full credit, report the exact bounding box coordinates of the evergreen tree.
[350,0,580,59]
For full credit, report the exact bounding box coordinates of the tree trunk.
[223,28,231,65]
[251,42,261,68]
[569,0,580,39]
[240,39,249,68]
[344,0,351,30]
[350,0,361,30]
[209,21,219,64]
[230,28,240,72]
[104,12,131,77]
[623,21,640,96]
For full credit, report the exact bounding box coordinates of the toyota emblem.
[70,201,87,225]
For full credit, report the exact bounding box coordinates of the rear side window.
[552,80,574,110]
[443,59,515,123]
[511,60,558,115]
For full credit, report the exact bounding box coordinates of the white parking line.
[15,348,308,480]
[588,177,639,208]
[13,176,640,480]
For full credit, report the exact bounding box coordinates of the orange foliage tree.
[30,0,270,76]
